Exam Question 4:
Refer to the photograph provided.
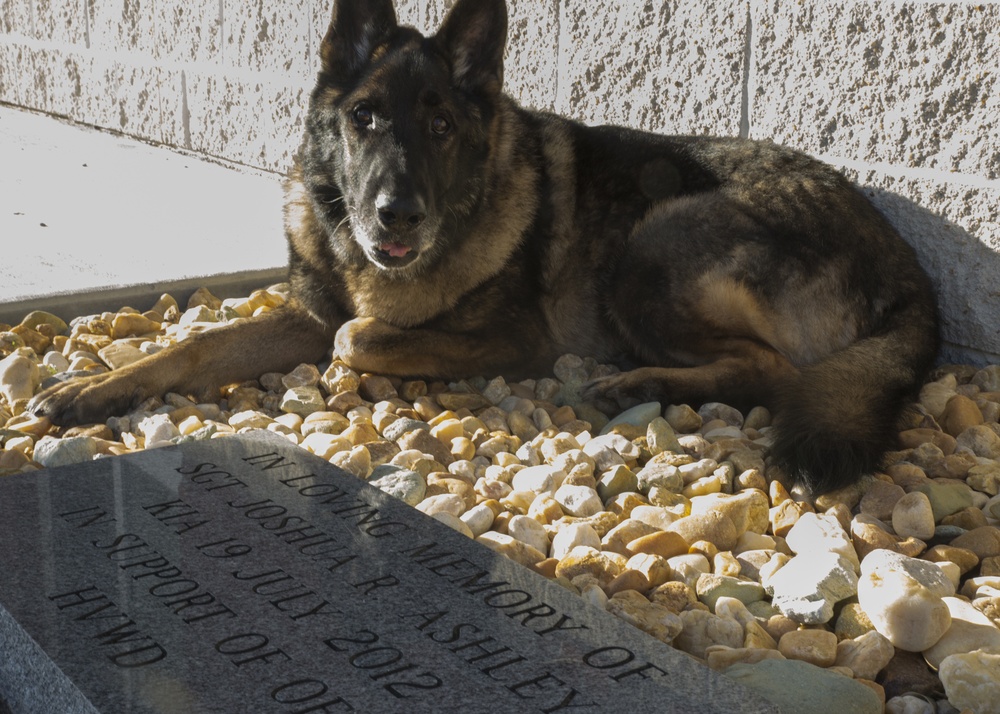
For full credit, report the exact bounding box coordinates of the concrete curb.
[0,268,287,327]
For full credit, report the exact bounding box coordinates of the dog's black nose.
[376,195,426,231]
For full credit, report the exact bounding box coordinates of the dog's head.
[301,0,509,275]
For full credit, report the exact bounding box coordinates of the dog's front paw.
[334,317,385,371]
[28,372,138,427]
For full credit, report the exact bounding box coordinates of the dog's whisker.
[333,215,352,234]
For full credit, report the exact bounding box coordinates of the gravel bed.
[2,284,1000,713]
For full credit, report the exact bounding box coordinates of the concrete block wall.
[0,0,997,364]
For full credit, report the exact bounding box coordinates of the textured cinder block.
[0,0,32,36]
[185,72,268,167]
[156,68,188,149]
[557,0,747,135]
[308,0,331,78]
[87,0,156,55]
[225,0,312,81]
[393,0,423,27]
[19,46,77,117]
[155,0,222,65]
[504,0,559,111]
[31,0,86,45]
[73,57,163,143]
[262,81,311,174]
[752,1,1000,180]
[422,0,458,30]
[846,168,1000,360]
[0,42,27,106]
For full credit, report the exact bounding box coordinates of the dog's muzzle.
[370,241,419,268]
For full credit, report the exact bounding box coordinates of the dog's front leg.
[334,317,547,380]
[30,301,333,426]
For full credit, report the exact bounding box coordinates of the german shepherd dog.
[30,0,939,495]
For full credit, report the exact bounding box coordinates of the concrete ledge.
[0,104,287,309]
[0,268,287,327]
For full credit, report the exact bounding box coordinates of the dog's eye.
[431,115,451,135]
[352,106,373,127]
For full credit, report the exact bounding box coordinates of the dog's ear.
[320,0,398,84]
[434,0,507,94]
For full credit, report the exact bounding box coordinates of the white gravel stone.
[938,651,1000,714]
[476,532,545,568]
[0,353,40,404]
[582,444,626,472]
[282,363,321,389]
[936,560,962,590]
[551,522,601,560]
[301,432,351,460]
[511,464,565,494]
[369,466,426,506]
[919,375,957,419]
[280,386,326,416]
[957,424,1000,459]
[584,433,641,461]
[98,343,147,369]
[698,402,744,428]
[574,575,609,609]
[922,596,1000,669]
[138,413,180,445]
[857,549,954,651]
[626,553,672,588]
[431,512,474,538]
[229,410,275,430]
[674,609,744,659]
[636,462,683,493]
[677,458,719,484]
[629,505,679,530]
[884,695,935,714]
[668,553,711,589]
[690,490,769,536]
[42,351,70,372]
[330,445,371,478]
[459,503,495,537]
[646,417,682,455]
[507,515,551,555]
[605,590,682,644]
[833,630,895,681]
[734,531,776,553]
[714,597,756,628]
[863,549,956,595]
[767,551,859,624]
[553,484,603,517]
[703,426,746,441]
[416,493,465,518]
[664,404,702,433]
[784,511,860,572]
[891,490,936,541]
[599,401,662,435]
[32,436,98,468]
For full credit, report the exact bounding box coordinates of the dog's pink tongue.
[380,242,412,258]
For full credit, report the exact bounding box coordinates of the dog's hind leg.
[582,336,799,411]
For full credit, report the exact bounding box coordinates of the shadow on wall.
[864,187,1000,367]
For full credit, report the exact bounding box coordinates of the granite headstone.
[0,432,777,713]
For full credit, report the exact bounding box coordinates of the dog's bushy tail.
[769,296,938,495]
